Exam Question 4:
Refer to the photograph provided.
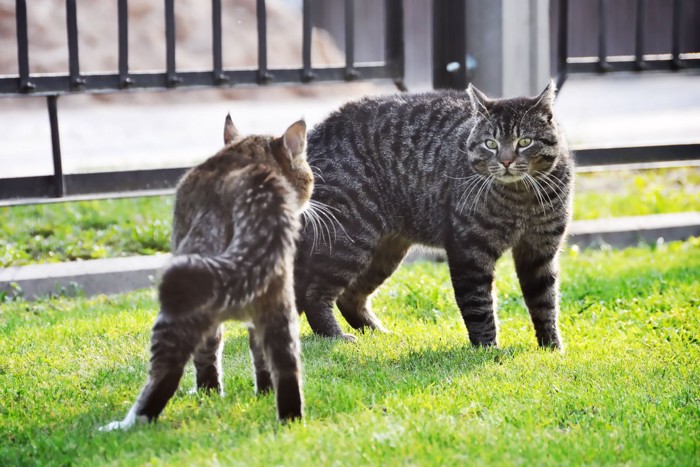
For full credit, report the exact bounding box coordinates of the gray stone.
[0,254,170,300]
[2,212,698,301]
[567,212,700,249]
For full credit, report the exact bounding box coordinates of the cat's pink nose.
[501,160,512,168]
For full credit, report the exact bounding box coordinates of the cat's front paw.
[469,339,498,348]
[538,338,563,352]
[358,322,389,334]
[98,407,148,432]
[536,330,563,351]
[340,333,357,342]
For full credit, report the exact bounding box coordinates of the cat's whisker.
[445,173,480,182]
[454,175,483,199]
[302,208,320,253]
[533,176,556,210]
[524,174,548,214]
[310,199,342,213]
[522,175,541,212]
[309,165,326,183]
[457,175,484,192]
[307,205,329,253]
[457,174,486,214]
[309,199,354,245]
[464,175,489,214]
[466,176,487,216]
[310,204,337,249]
[463,174,489,216]
[535,171,567,207]
[470,174,495,216]
[537,171,568,201]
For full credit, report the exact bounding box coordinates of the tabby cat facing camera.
[101,115,312,430]
[296,82,574,349]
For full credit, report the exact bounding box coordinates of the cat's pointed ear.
[283,119,307,160]
[534,79,556,109]
[224,113,240,145]
[467,83,490,115]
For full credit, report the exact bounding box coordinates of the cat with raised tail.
[101,115,312,430]
[295,82,574,349]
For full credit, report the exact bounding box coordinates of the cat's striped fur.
[100,116,312,431]
[295,82,574,348]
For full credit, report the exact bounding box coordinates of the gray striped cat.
[101,116,312,430]
[295,82,573,348]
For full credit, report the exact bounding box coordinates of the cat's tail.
[158,167,299,317]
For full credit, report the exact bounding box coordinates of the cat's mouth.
[493,168,526,184]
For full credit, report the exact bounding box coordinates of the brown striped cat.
[295,82,573,349]
[101,115,312,430]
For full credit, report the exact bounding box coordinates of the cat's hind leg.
[193,324,224,393]
[248,326,273,394]
[336,236,411,332]
[253,288,304,421]
[100,313,210,431]
[295,234,377,340]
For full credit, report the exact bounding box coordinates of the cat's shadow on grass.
[296,332,530,419]
[86,330,528,429]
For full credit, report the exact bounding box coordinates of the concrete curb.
[2,212,698,301]
[567,212,700,248]
[0,254,170,300]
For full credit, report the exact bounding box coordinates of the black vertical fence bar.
[47,96,65,198]
[118,0,132,87]
[212,0,227,83]
[66,0,85,88]
[556,0,569,90]
[15,0,34,92]
[385,0,406,91]
[635,0,646,70]
[256,0,271,83]
[165,0,180,86]
[302,0,313,82]
[345,0,357,79]
[597,0,609,72]
[432,0,467,90]
[672,0,683,69]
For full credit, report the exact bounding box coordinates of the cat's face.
[224,116,313,213]
[465,82,562,184]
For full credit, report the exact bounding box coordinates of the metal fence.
[555,0,700,86]
[0,0,405,205]
[2,0,699,205]
[553,0,700,167]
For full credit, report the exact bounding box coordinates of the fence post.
[385,0,406,90]
[432,0,467,90]
[466,0,550,97]
[46,96,65,198]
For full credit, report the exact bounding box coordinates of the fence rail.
[4,0,405,97]
[556,0,700,89]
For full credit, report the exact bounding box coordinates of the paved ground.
[0,71,698,178]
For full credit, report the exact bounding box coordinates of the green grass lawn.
[1,167,699,267]
[1,239,698,465]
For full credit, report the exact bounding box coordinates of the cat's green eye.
[484,139,498,150]
[518,137,533,148]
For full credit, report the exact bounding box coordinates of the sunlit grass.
[1,239,698,465]
[574,166,700,220]
[1,167,698,266]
